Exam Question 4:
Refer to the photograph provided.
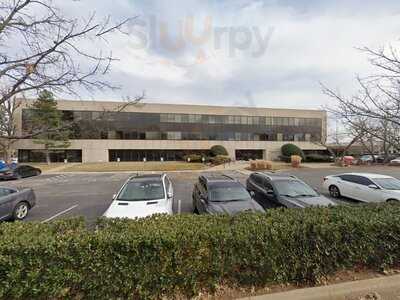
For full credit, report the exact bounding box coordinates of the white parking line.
[41,205,78,223]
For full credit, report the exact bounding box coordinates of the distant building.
[14,100,327,163]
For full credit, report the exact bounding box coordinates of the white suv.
[323,173,400,203]
[103,173,174,219]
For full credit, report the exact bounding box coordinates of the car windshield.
[274,180,319,198]
[117,180,165,201]
[373,178,400,190]
[209,182,251,202]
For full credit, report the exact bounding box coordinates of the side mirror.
[249,191,255,197]
[368,184,379,190]
[167,191,173,199]
[266,189,275,195]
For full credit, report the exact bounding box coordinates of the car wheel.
[13,202,29,221]
[35,170,41,176]
[387,199,399,203]
[329,185,341,198]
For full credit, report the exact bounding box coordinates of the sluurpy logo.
[127,15,274,68]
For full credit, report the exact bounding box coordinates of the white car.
[390,157,400,165]
[103,173,174,219]
[323,173,400,203]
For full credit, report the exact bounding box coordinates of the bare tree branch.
[1,0,138,104]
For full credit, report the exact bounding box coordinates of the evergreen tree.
[31,90,70,164]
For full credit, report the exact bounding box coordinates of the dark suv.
[192,174,264,215]
[246,172,336,209]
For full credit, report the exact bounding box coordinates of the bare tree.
[312,114,361,160]
[0,96,21,160]
[1,0,137,105]
[322,45,400,159]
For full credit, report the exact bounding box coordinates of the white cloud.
[51,0,400,109]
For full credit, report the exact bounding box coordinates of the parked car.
[0,165,41,180]
[247,172,336,208]
[323,173,400,203]
[358,154,384,164]
[390,157,400,165]
[192,174,264,215]
[103,173,174,219]
[0,187,36,221]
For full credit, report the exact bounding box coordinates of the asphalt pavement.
[2,166,400,224]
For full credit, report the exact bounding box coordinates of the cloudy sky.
[57,0,400,109]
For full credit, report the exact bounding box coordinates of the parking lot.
[3,166,400,224]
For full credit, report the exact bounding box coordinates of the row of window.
[160,113,322,127]
[102,131,319,142]
[67,110,322,127]
[22,109,323,142]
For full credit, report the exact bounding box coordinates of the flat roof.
[19,99,326,118]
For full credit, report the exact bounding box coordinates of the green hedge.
[1,204,400,299]
[210,145,228,156]
[281,143,305,160]
[210,155,231,165]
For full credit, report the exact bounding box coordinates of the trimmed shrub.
[1,204,400,299]
[210,145,228,156]
[281,143,305,160]
[210,155,231,165]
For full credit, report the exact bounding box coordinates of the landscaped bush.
[210,145,228,156]
[1,204,400,299]
[210,155,231,165]
[306,154,333,163]
[281,143,305,160]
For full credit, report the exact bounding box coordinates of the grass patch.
[29,163,67,172]
[61,161,207,172]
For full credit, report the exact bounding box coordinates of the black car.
[0,165,42,180]
[192,174,264,215]
[0,186,36,221]
[246,172,336,209]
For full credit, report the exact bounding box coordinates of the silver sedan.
[0,187,36,221]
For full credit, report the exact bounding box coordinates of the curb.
[240,275,400,300]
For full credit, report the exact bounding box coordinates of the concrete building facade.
[14,100,327,163]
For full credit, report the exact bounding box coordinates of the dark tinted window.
[339,175,357,183]
[0,188,15,197]
[23,108,324,142]
[274,180,318,197]
[355,176,374,186]
[117,180,165,201]
[340,175,373,186]
[208,182,251,202]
